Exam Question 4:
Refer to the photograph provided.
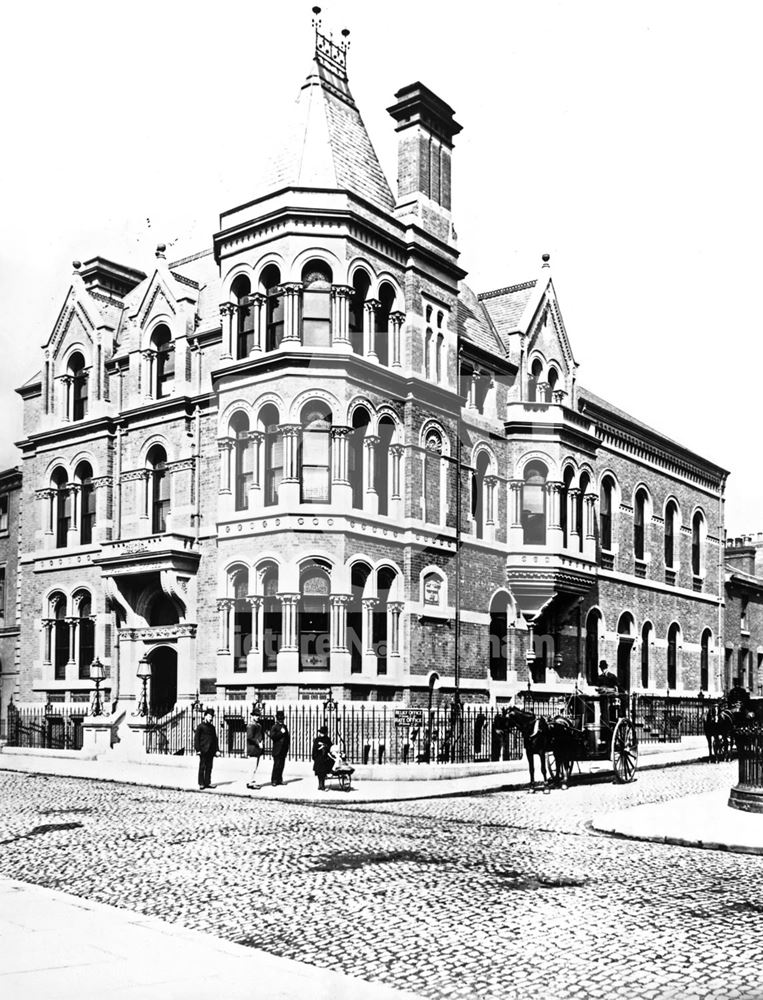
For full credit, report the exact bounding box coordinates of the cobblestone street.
[0,762,760,1000]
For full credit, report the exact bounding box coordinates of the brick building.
[725,535,763,696]
[10,20,728,721]
[0,467,22,714]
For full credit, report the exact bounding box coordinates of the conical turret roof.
[255,31,394,213]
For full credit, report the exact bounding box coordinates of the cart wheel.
[339,773,349,791]
[612,718,638,783]
[545,751,558,785]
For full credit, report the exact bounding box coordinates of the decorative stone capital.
[219,302,235,318]
[364,435,381,449]
[389,444,405,458]
[329,594,352,607]
[246,595,263,609]
[389,311,406,326]
[362,597,380,610]
[364,298,381,314]
[331,284,354,300]
[216,598,235,612]
[280,424,302,439]
[330,425,352,440]
[387,601,404,614]
[217,437,234,453]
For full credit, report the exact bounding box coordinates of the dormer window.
[68,352,88,421]
[301,261,332,347]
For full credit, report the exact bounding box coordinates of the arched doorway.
[616,613,634,692]
[148,647,177,717]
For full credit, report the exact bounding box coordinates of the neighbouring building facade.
[8,20,728,721]
[0,467,22,715]
[725,535,763,696]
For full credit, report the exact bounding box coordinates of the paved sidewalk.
[592,786,763,854]
[0,737,708,803]
[0,877,423,1000]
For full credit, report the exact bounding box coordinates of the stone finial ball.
[72,260,81,270]
[542,253,550,263]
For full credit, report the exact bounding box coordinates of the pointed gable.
[254,32,394,213]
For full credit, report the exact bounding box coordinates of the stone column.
[278,594,299,651]
[219,302,235,359]
[42,619,53,664]
[279,424,301,506]
[61,375,72,420]
[364,435,380,516]
[92,477,111,544]
[364,299,380,360]
[66,485,79,547]
[218,438,233,494]
[389,444,404,520]
[484,475,498,542]
[216,598,234,653]
[509,479,524,546]
[66,617,78,666]
[546,481,564,548]
[246,595,263,672]
[567,488,581,550]
[330,595,350,651]
[330,426,352,512]
[553,389,567,404]
[536,381,550,403]
[362,598,379,663]
[389,311,405,368]
[584,492,598,561]
[331,286,352,346]
[282,284,302,343]
[467,372,480,410]
[249,293,265,353]
[388,602,403,657]
[141,350,155,399]
[248,431,263,511]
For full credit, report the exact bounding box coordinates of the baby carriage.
[328,741,355,791]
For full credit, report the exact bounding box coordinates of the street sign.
[395,709,423,727]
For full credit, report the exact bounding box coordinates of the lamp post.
[136,658,151,717]
[323,690,338,738]
[89,658,105,717]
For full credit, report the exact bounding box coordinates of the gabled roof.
[253,43,394,214]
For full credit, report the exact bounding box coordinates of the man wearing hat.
[312,724,333,791]
[269,709,290,786]
[193,708,219,790]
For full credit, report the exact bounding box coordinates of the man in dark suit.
[194,708,219,790]
[270,709,290,786]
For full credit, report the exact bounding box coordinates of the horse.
[505,706,553,792]
[548,715,586,788]
[704,705,735,762]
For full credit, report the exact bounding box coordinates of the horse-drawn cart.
[510,689,639,788]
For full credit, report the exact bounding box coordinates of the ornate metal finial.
[341,27,351,58]
[72,260,82,271]
[312,6,349,70]
[312,6,322,32]
[156,243,167,259]
[541,253,551,267]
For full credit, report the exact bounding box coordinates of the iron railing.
[143,703,526,765]
[4,704,85,751]
[736,727,763,788]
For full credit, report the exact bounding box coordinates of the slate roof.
[253,53,394,213]
[457,282,508,357]
[478,281,537,338]
[576,385,687,451]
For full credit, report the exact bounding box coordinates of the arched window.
[664,500,678,569]
[260,404,281,508]
[577,471,591,553]
[298,562,331,670]
[68,352,88,421]
[634,488,648,561]
[522,461,547,545]
[152,324,174,397]
[377,283,395,367]
[349,271,370,355]
[490,592,510,681]
[349,562,372,674]
[349,408,370,510]
[52,594,69,680]
[76,591,95,680]
[585,609,601,685]
[692,511,705,577]
[147,592,178,626]
[528,358,543,402]
[547,367,559,403]
[231,413,252,512]
[641,622,652,689]
[232,568,251,673]
[700,629,711,691]
[376,417,395,517]
[261,564,280,671]
[599,476,615,551]
[374,567,396,675]
[261,265,283,351]
[300,404,331,503]
[75,461,95,545]
[616,612,634,691]
[424,430,443,524]
[472,452,491,540]
[147,445,169,534]
[667,623,680,690]
[232,275,253,359]
[301,261,332,347]
[52,468,70,549]
[425,328,433,379]
[435,310,445,384]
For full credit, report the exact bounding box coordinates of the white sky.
[1,0,760,535]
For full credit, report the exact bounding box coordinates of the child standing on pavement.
[245,710,264,789]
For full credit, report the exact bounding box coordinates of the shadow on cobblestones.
[312,848,439,871]
[1,821,83,845]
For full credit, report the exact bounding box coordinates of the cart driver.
[596,660,619,691]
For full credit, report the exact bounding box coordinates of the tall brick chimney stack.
[387,83,462,241]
